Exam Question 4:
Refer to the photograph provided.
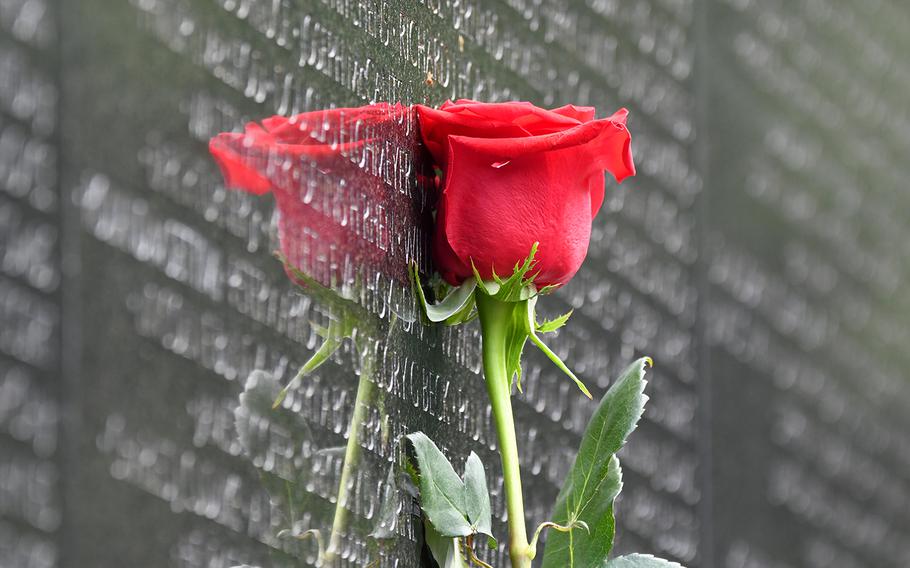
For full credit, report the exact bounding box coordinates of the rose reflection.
[211,105,411,566]
[209,103,414,293]
[233,340,392,567]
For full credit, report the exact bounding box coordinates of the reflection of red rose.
[209,103,411,289]
[416,100,635,287]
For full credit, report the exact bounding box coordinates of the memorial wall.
[0,0,907,567]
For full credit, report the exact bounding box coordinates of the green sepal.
[526,297,591,399]
[444,288,479,326]
[411,263,478,325]
[471,259,502,297]
[471,243,548,303]
[536,284,560,295]
[479,292,587,396]
[503,300,531,392]
[528,333,591,399]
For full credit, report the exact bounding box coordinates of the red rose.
[416,100,634,287]
[209,103,410,289]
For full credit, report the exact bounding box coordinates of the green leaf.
[584,357,650,456]
[234,372,318,528]
[408,433,499,550]
[543,457,621,567]
[603,554,684,568]
[504,300,531,391]
[235,370,313,468]
[424,520,469,568]
[537,309,573,333]
[407,433,473,537]
[412,263,478,323]
[463,452,495,544]
[541,358,652,568]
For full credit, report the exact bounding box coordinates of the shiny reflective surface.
[0,0,908,567]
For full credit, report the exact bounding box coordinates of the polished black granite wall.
[0,0,908,566]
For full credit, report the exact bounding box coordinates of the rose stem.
[324,344,375,563]
[476,292,533,568]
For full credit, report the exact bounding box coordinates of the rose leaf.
[603,554,684,567]
[406,432,473,537]
[463,452,496,545]
[541,358,651,567]
[424,520,469,568]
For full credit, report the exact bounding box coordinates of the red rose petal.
[430,111,634,286]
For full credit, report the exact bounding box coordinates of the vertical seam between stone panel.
[693,0,716,565]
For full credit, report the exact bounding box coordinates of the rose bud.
[209,103,411,289]
[416,100,634,288]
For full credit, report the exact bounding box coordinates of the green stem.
[324,347,375,563]
[475,292,532,568]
